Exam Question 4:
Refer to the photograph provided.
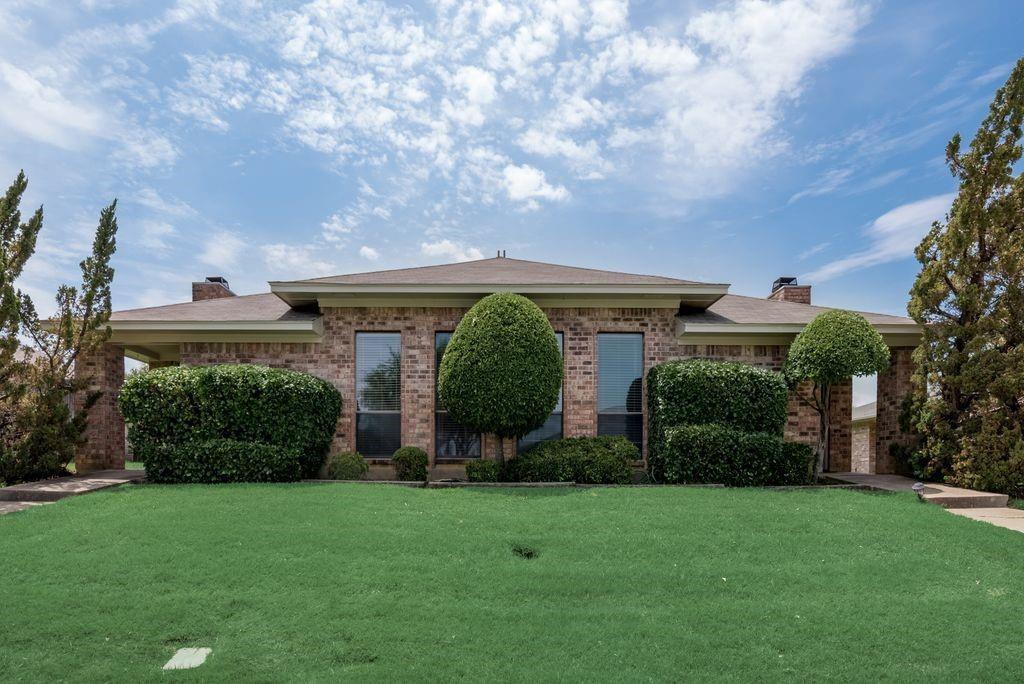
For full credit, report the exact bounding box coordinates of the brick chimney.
[192,276,236,301]
[768,276,811,305]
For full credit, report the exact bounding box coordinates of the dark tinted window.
[597,333,643,452]
[356,332,401,456]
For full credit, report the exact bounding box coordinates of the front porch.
[73,343,920,476]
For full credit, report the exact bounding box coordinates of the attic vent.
[771,276,798,293]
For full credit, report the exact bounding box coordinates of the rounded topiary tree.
[438,292,562,461]
[784,310,890,475]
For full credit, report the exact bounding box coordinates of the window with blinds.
[597,333,643,452]
[434,332,481,459]
[519,331,564,451]
[356,332,401,457]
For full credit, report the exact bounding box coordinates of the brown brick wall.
[768,285,812,305]
[192,281,235,301]
[180,306,830,466]
[875,346,915,474]
[74,343,126,472]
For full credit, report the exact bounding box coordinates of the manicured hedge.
[146,438,301,484]
[119,364,341,478]
[327,452,368,480]
[660,423,814,487]
[504,436,636,484]
[437,292,562,438]
[647,359,788,478]
[392,446,428,481]
[464,460,501,483]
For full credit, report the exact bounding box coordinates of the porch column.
[826,377,852,472]
[875,346,916,474]
[74,342,126,472]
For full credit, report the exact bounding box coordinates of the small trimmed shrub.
[505,436,636,484]
[327,452,368,480]
[392,446,428,481]
[119,364,341,478]
[647,359,788,478]
[464,460,500,483]
[438,292,562,438]
[660,423,814,487]
[146,438,301,484]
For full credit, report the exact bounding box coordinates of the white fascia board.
[676,320,922,345]
[109,319,322,333]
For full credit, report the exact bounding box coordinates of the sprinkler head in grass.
[912,482,925,501]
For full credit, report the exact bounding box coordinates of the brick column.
[875,347,916,474]
[826,377,852,472]
[74,343,126,472]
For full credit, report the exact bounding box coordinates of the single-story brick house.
[75,256,921,478]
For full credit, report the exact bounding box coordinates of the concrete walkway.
[828,471,1024,533]
[0,469,144,514]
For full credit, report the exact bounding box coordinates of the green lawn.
[2,484,1023,681]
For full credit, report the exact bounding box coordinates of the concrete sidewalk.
[948,507,1024,533]
[0,469,144,514]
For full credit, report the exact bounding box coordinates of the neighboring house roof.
[852,401,877,423]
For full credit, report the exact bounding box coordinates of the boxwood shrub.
[327,452,368,480]
[504,436,636,484]
[647,359,788,478]
[146,438,301,484]
[119,364,341,478]
[464,460,500,483]
[392,446,428,481]
[660,423,814,487]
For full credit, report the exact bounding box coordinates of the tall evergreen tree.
[907,59,1024,495]
[0,172,43,404]
[0,172,118,484]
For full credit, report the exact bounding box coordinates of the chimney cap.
[205,276,229,286]
[771,276,798,292]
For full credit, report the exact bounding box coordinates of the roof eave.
[104,317,324,344]
[269,282,730,309]
[675,321,922,346]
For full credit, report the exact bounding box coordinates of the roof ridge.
[288,255,706,285]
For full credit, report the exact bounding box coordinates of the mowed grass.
[2,485,1024,682]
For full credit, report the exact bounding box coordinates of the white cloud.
[169,55,254,131]
[0,62,105,149]
[803,193,955,282]
[132,188,196,217]
[798,242,830,261]
[200,230,246,270]
[138,220,176,252]
[359,245,380,261]
[788,168,853,204]
[321,213,354,243]
[148,0,870,210]
[421,239,483,263]
[261,243,336,278]
[503,164,569,209]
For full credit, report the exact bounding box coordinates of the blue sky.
[0,1,1019,395]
